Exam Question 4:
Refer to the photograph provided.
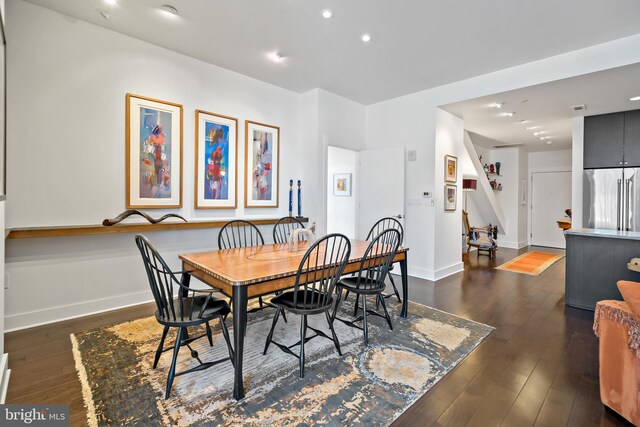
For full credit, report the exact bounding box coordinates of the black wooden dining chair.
[218,219,282,319]
[135,235,234,399]
[263,233,351,378]
[332,228,401,346]
[273,216,305,244]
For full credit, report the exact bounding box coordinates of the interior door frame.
[528,167,572,247]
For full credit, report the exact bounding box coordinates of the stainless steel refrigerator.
[584,168,640,231]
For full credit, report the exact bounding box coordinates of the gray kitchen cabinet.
[584,112,625,169]
[624,110,640,167]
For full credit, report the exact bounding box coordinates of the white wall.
[518,149,529,245]
[433,109,464,278]
[571,118,585,228]
[4,1,321,330]
[326,146,358,238]
[367,33,640,280]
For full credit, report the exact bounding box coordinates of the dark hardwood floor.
[4,246,631,426]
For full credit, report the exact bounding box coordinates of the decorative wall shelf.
[6,217,310,240]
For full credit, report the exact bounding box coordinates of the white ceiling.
[21,0,640,105]
[442,63,640,152]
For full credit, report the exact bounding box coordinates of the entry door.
[358,147,405,239]
[531,171,572,249]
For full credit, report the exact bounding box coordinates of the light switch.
[408,150,417,161]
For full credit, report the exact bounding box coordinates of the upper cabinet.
[584,112,624,169]
[624,110,640,167]
[584,110,640,169]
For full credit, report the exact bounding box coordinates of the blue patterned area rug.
[71,298,493,426]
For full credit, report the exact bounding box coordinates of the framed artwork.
[245,120,280,208]
[126,93,183,208]
[445,154,458,183]
[444,184,457,211]
[195,110,238,209]
[333,173,352,196]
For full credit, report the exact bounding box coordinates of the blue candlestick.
[297,180,302,217]
[288,180,293,217]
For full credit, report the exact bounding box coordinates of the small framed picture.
[444,184,457,211]
[445,154,458,183]
[333,173,352,196]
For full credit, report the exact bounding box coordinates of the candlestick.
[288,180,293,217]
[297,180,302,218]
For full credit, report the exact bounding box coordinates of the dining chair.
[135,235,234,399]
[345,217,404,307]
[332,228,401,346]
[273,216,305,244]
[218,220,281,319]
[263,233,351,378]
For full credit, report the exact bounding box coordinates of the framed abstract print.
[245,120,280,208]
[195,110,238,209]
[444,184,457,211]
[126,93,183,208]
[445,154,458,183]
[333,173,352,196]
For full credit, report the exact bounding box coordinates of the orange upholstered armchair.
[593,280,640,425]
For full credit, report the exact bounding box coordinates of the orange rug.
[495,251,564,276]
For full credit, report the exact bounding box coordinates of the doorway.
[531,171,571,249]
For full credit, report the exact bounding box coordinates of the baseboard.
[5,291,153,332]
[407,265,432,281]
[434,262,464,281]
[498,240,527,249]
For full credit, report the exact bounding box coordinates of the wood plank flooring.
[4,246,632,426]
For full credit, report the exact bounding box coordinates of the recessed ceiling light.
[269,52,285,63]
[502,112,515,117]
[361,34,372,43]
[546,140,553,144]
[525,126,539,130]
[540,136,552,140]
[160,5,179,17]
[95,8,110,19]
[104,0,117,5]
[518,120,529,124]
[630,96,640,102]
[490,102,504,109]
[321,9,333,19]
[533,131,545,136]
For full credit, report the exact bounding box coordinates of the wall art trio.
[126,93,280,210]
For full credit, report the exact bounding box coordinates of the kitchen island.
[565,228,640,310]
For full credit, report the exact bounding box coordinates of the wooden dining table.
[179,239,409,400]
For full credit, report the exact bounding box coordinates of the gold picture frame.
[445,154,458,183]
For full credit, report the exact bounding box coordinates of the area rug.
[495,251,564,275]
[71,298,493,426]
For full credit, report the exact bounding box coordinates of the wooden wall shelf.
[7,217,310,240]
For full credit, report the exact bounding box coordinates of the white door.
[358,147,405,239]
[531,171,572,249]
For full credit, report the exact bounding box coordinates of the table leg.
[400,256,409,318]
[232,286,248,400]
[180,272,191,339]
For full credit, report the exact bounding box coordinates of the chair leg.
[153,325,170,369]
[263,308,281,355]
[344,290,350,300]
[219,316,234,363]
[378,294,393,330]
[281,308,288,323]
[165,327,183,399]
[332,287,343,323]
[388,274,402,303]
[299,315,307,378]
[362,295,369,346]
[325,311,342,356]
[259,296,264,308]
[205,322,213,347]
[353,294,360,316]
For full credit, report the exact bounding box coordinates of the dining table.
[179,239,409,400]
